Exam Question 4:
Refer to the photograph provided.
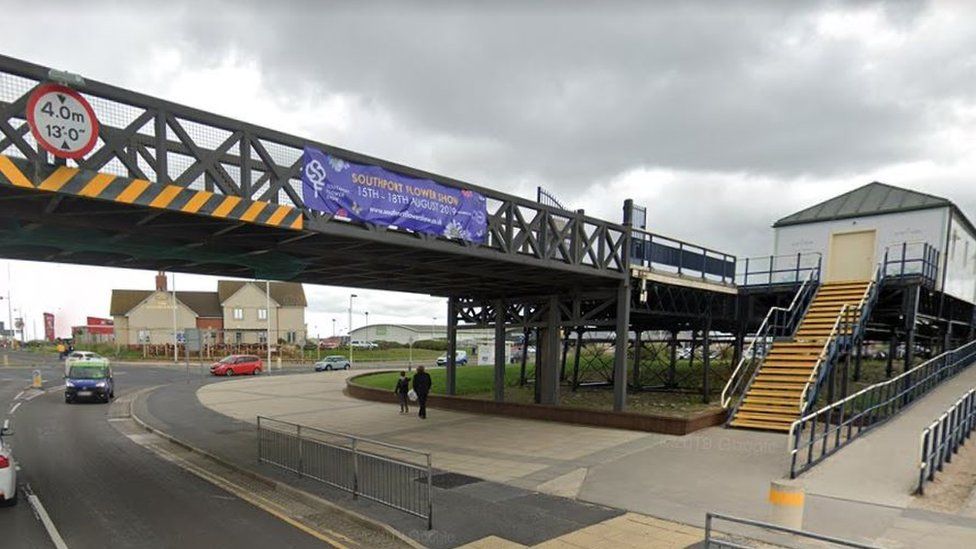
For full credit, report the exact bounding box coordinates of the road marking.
[27,491,69,549]
[9,402,21,415]
[15,390,24,400]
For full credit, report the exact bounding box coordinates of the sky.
[3,0,976,338]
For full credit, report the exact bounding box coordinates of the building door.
[826,229,876,282]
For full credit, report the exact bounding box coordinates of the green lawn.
[353,364,533,394]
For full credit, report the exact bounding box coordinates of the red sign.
[43,312,55,341]
[26,83,100,160]
[86,316,114,335]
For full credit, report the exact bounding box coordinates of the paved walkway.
[197,370,976,547]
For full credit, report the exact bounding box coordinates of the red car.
[210,355,263,376]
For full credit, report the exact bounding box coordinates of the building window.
[258,332,267,344]
[235,331,243,343]
[233,308,244,320]
[258,308,268,321]
[287,331,296,343]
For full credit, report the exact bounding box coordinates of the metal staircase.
[725,268,881,432]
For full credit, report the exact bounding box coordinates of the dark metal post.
[886,328,897,379]
[540,295,560,405]
[632,329,643,390]
[446,297,458,395]
[571,327,583,391]
[853,338,863,384]
[905,286,919,374]
[613,283,630,412]
[560,329,571,382]
[702,319,712,404]
[668,330,678,388]
[494,299,505,403]
[534,328,542,403]
[519,327,529,386]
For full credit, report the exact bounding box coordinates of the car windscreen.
[68,366,108,379]
[219,356,237,364]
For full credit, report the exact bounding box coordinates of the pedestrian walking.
[57,340,66,360]
[412,365,432,419]
[394,371,411,414]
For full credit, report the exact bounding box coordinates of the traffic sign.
[26,82,99,159]
[184,328,202,352]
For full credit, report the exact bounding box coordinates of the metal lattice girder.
[0,54,630,293]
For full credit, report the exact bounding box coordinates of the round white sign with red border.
[26,82,99,160]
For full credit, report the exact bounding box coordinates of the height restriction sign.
[26,82,99,159]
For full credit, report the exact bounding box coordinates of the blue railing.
[630,228,736,283]
[917,387,976,494]
[789,339,976,478]
[882,242,940,288]
[737,253,822,287]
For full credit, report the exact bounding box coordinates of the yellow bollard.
[32,369,42,389]
[768,480,804,530]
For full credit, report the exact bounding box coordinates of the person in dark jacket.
[394,371,411,414]
[412,365,432,419]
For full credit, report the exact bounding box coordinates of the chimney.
[155,271,167,292]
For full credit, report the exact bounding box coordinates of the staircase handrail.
[797,266,880,413]
[721,269,817,409]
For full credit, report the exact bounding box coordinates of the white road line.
[27,493,69,549]
[15,390,24,400]
[9,402,21,415]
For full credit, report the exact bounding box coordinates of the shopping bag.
[408,389,418,402]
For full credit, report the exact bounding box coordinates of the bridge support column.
[519,327,529,386]
[668,329,678,388]
[632,328,643,391]
[613,281,631,412]
[539,296,560,405]
[446,297,458,395]
[494,299,506,403]
[904,285,919,373]
[702,319,711,404]
[571,327,583,391]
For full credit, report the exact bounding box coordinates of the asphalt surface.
[0,351,331,548]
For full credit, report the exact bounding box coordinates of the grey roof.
[774,182,952,227]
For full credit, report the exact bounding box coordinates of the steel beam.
[446,297,457,395]
[494,299,505,403]
[613,280,631,412]
[539,295,560,405]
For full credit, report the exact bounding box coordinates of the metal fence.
[736,252,822,287]
[882,242,940,288]
[630,227,737,283]
[256,416,433,529]
[789,339,976,478]
[917,387,976,494]
[704,512,878,548]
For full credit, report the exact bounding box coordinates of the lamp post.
[349,294,357,368]
[364,311,369,345]
[265,280,272,373]
[171,272,178,363]
[432,317,436,340]
[332,318,336,338]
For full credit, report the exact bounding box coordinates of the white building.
[773,182,976,304]
[349,323,501,345]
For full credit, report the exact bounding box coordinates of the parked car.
[210,355,263,376]
[0,420,16,506]
[350,340,378,350]
[320,341,340,350]
[65,361,114,403]
[314,355,351,371]
[64,351,104,376]
[436,350,468,366]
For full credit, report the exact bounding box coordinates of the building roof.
[110,290,222,318]
[217,280,307,307]
[773,182,953,228]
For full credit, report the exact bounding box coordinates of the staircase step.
[738,403,800,414]
[728,419,793,432]
[751,382,806,391]
[761,362,817,370]
[744,395,801,406]
[732,411,797,424]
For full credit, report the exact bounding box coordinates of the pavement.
[193,368,976,547]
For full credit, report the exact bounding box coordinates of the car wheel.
[65,396,72,404]
[2,488,17,507]
[225,369,234,377]
[325,365,332,371]
[254,368,261,375]
[344,364,350,370]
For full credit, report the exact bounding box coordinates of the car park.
[436,350,468,366]
[314,355,351,371]
[210,355,263,376]
[0,420,15,506]
[65,361,115,403]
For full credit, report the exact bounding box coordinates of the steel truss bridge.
[2,54,971,416]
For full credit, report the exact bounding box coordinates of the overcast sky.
[3,0,976,338]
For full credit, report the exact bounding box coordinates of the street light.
[431,317,437,340]
[349,294,357,369]
[332,318,336,338]
[364,311,369,344]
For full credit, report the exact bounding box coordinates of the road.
[0,351,332,548]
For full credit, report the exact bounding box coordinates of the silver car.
[314,355,351,371]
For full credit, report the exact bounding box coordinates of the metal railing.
[798,265,881,414]
[630,227,737,283]
[883,242,940,288]
[917,387,976,494]
[736,252,822,287]
[722,269,818,413]
[256,416,433,529]
[704,512,878,548]
[789,339,976,478]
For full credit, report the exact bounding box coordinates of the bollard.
[32,369,42,389]
[768,479,804,530]
[277,356,282,371]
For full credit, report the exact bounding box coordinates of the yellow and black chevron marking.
[0,155,303,231]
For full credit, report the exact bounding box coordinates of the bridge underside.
[0,182,615,299]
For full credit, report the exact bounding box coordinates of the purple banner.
[301,147,487,243]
